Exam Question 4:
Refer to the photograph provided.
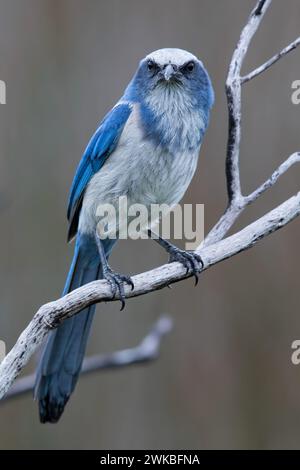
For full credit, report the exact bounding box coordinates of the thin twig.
[202,152,300,246]
[245,152,300,204]
[242,37,300,84]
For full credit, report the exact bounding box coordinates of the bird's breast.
[115,103,200,206]
[79,103,200,235]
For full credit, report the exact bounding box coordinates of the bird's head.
[125,48,214,112]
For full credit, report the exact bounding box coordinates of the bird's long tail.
[34,233,114,423]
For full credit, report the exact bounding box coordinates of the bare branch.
[204,0,273,247]
[245,152,300,204]
[3,315,173,401]
[202,152,300,247]
[203,2,300,246]
[242,37,300,84]
[225,0,272,204]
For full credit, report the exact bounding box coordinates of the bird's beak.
[163,64,176,81]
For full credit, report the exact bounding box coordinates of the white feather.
[146,48,198,67]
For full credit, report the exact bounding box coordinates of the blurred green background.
[0,0,300,450]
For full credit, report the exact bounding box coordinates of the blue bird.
[34,48,214,423]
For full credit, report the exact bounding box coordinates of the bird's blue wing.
[67,101,132,240]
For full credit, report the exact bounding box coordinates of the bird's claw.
[103,267,134,310]
[169,248,203,285]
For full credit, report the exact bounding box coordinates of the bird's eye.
[147,60,155,71]
[186,61,195,72]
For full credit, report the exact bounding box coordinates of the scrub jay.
[35,48,214,422]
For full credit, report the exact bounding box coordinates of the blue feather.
[67,101,132,236]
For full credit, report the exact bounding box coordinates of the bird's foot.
[103,266,134,310]
[168,247,203,285]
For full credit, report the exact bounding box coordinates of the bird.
[34,48,214,423]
